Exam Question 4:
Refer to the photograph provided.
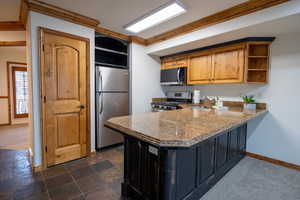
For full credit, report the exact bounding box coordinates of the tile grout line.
[40,167,52,200]
[65,164,86,199]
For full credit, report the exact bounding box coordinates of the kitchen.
[0,0,299,199]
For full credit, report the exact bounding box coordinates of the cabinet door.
[198,138,216,184]
[162,57,176,70]
[188,54,212,84]
[127,138,141,190]
[175,56,187,67]
[213,48,245,83]
[228,129,239,160]
[216,133,229,169]
[238,125,247,154]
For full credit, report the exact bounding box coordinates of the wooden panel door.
[212,47,245,83]
[188,54,212,84]
[40,28,89,167]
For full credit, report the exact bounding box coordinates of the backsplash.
[161,83,268,102]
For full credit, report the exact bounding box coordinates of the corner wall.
[28,11,95,166]
[130,43,165,113]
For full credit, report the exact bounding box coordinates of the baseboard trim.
[96,142,123,151]
[246,152,300,171]
[32,165,43,172]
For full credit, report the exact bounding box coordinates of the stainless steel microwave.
[160,67,186,85]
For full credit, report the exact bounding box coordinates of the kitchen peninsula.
[105,106,267,200]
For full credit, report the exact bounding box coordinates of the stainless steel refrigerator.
[96,66,129,149]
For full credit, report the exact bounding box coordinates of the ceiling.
[0,0,21,21]
[34,0,248,38]
[149,13,300,56]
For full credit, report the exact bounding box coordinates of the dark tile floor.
[0,146,124,200]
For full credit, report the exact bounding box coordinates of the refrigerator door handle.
[99,70,104,114]
[100,92,104,114]
[99,70,103,92]
[97,69,103,92]
[98,92,104,114]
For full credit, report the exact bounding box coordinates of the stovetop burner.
[151,101,181,106]
[151,91,192,112]
[151,100,189,112]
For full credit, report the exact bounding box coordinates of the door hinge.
[43,96,46,103]
[45,146,47,152]
[42,44,45,51]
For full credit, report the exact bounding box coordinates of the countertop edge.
[105,109,268,148]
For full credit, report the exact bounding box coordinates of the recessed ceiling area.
[38,0,247,38]
[147,13,300,56]
[0,0,21,21]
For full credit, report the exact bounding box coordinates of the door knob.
[78,105,85,109]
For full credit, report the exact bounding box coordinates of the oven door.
[160,67,186,85]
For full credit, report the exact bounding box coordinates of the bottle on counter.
[193,90,201,104]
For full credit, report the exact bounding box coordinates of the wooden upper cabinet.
[212,47,245,83]
[162,57,176,69]
[161,39,273,84]
[175,56,188,67]
[161,55,187,70]
[188,53,212,84]
[188,45,245,84]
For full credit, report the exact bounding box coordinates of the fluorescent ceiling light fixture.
[124,1,186,33]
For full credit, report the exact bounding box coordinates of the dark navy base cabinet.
[121,124,247,200]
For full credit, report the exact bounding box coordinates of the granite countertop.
[105,106,267,148]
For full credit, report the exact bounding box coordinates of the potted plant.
[242,95,256,111]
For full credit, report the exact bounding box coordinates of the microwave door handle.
[177,69,180,83]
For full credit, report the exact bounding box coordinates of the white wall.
[164,33,300,166]
[130,43,165,113]
[28,11,95,166]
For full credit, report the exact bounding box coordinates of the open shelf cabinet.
[246,42,271,83]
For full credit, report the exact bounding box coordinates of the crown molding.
[0,41,26,46]
[129,36,148,46]
[26,0,100,28]
[146,0,291,45]
[0,0,289,45]
[95,27,148,45]
[95,27,130,41]
[19,0,29,27]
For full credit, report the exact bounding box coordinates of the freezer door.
[97,92,129,148]
[96,66,129,92]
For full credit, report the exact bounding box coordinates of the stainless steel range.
[151,91,191,112]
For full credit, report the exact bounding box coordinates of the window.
[12,66,28,118]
